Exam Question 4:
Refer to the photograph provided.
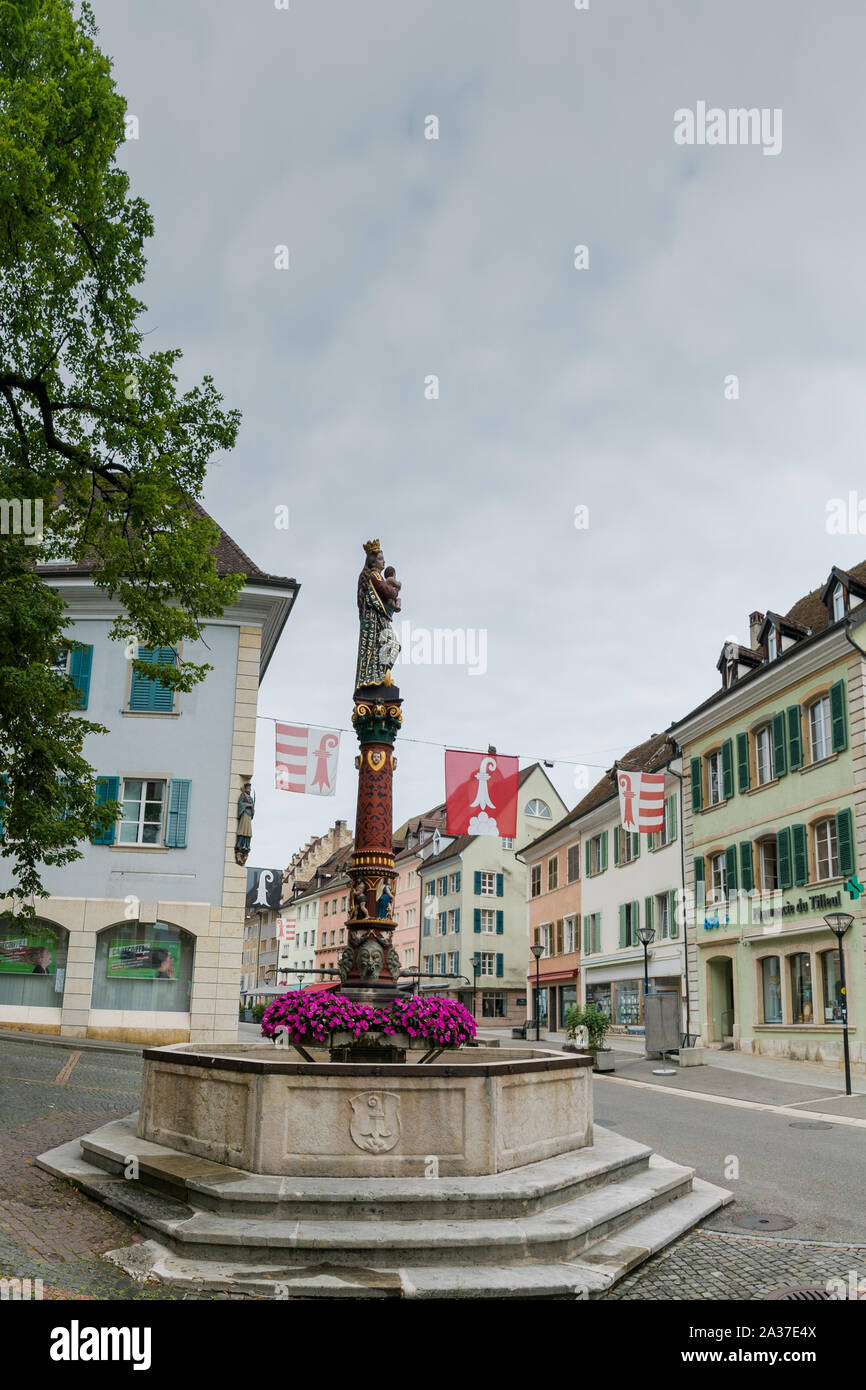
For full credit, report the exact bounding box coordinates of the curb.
[0,1028,143,1057]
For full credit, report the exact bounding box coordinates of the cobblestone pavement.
[2,1035,864,1302]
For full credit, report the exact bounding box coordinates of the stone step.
[77,1114,655,1221]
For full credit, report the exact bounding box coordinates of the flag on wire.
[275,723,341,795]
[277,917,296,943]
[444,750,519,836]
[617,769,665,833]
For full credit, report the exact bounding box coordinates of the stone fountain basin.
[138,1042,593,1178]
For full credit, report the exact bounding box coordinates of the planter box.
[592,1050,615,1073]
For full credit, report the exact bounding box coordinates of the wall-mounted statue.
[235,780,255,865]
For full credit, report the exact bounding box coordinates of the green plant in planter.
[251,1002,267,1024]
[564,1003,610,1053]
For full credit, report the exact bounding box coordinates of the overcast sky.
[96,0,866,869]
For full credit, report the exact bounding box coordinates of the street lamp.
[471,952,481,1020]
[824,911,854,1097]
[637,922,655,1003]
[530,943,544,1042]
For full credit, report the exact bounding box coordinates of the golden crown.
[363,539,382,556]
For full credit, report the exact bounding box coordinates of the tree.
[0,0,245,906]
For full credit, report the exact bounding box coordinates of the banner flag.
[275,723,340,796]
[444,750,519,837]
[617,769,665,833]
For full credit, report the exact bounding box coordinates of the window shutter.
[601,831,608,871]
[495,953,503,978]
[647,831,655,851]
[585,839,591,876]
[694,855,705,884]
[613,827,620,866]
[496,873,504,897]
[453,951,459,976]
[777,827,793,890]
[740,841,754,892]
[69,645,93,709]
[592,916,601,953]
[0,773,7,839]
[668,889,679,938]
[836,808,855,877]
[92,775,119,844]
[787,706,803,771]
[473,909,481,934]
[423,918,430,937]
[165,779,191,848]
[454,908,460,933]
[771,712,787,777]
[690,757,703,811]
[666,793,678,842]
[496,910,504,936]
[455,872,461,892]
[724,844,738,893]
[474,871,481,895]
[644,896,653,933]
[618,904,627,948]
[736,732,750,793]
[721,739,734,800]
[632,832,641,859]
[830,681,848,752]
[792,824,808,886]
[631,900,640,947]
[583,915,591,954]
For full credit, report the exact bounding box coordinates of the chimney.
[749,611,764,649]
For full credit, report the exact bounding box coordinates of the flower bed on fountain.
[261,990,476,1062]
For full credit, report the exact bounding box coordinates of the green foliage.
[251,1002,267,1024]
[564,1003,611,1052]
[0,1,245,904]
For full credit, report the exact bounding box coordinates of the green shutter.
[495,910,504,935]
[830,681,848,752]
[792,824,808,886]
[690,757,702,811]
[92,775,119,845]
[600,831,608,871]
[644,896,653,934]
[618,904,627,948]
[631,901,640,947]
[0,773,7,839]
[69,644,93,709]
[632,832,641,859]
[736,732,750,793]
[668,889,679,938]
[787,706,803,771]
[613,827,620,866]
[772,712,787,777]
[583,915,591,954]
[837,808,855,877]
[721,739,734,800]
[495,953,503,978]
[724,844,738,894]
[592,916,601,953]
[777,827,793,890]
[473,908,481,933]
[740,841,754,892]
[474,871,481,894]
[694,855,705,883]
[165,779,191,848]
[666,793,678,842]
[585,839,591,876]
[495,873,504,897]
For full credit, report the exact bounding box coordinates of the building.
[418,765,567,1027]
[672,565,866,1074]
[0,507,298,1043]
[279,820,352,904]
[522,810,582,1032]
[391,804,446,977]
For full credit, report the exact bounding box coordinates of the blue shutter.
[496,873,504,897]
[165,780,191,848]
[69,645,93,708]
[92,776,119,844]
[454,908,460,933]
[495,910,504,935]
[474,871,481,895]
[130,647,177,712]
[495,953,503,978]
[454,872,461,892]
[453,951,459,976]
[473,909,481,933]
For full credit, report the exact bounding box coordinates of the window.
[525,799,551,818]
[538,923,552,957]
[567,843,580,882]
[623,901,639,947]
[438,876,448,896]
[425,881,435,900]
[657,795,677,847]
[501,837,514,850]
[563,916,577,953]
[583,912,601,955]
[448,909,458,932]
[0,919,69,1008]
[447,951,459,974]
[809,697,832,763]
[820,949,843,1022]
[339,929,345,944]
[530,864,542,897]
[449,872,460,893]
[479,951,495,977]
[482,994,507,1018]
[707,750,724,805]
[129,647,178,713]
[814,820,838,880]
[119,779,165,845]
[832,582,845,622]
[761,956,782,1023]
[405,907,416,930]
[480,909,496,934]
[479,872,496,896]
[404,946,414,967]
[438,913,447,936]
[91,921,193,1013]
[620,829,639,863]
[790,953,813,1024]
[330,930,335,945]
[341,896,347,912]
[323,901,329,916]
[589,833,606,875]
[754,726,773,785]
[656,892,671,939]
[756,838,777,891]
[423,955,432,973]
[767,627,778,660]
[708,851,727,905]
[547,856,558,891]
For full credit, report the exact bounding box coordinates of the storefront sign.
[0,932,57,974]
[107,941,180,980]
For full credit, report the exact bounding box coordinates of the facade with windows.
[418,766,566,1026]
[524,821,582,1032]
[0,515,297,1043]
[674,564,866,1073]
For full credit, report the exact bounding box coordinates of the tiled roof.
[419,836,475,871]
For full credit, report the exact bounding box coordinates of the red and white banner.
[617,769,665,833]
[276,917,296,943]
[445,750,519,837]
[275,724,340,796]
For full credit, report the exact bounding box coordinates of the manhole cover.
[763,1286,832,1301]
[735,1213,796,1231]
[789,1121,834,1130]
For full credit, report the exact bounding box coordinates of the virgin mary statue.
[355,540,401,689]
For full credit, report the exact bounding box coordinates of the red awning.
[302,980,341,993]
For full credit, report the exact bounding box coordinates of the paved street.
[1,1031,864,1300]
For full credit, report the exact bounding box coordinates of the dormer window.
[832,582,846,622]
[767,627,778,661]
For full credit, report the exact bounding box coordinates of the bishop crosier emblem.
[348,1092,401,1153]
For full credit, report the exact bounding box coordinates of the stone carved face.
[357,943,383,982]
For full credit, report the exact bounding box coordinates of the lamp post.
[824,912,854,1097]
[471,952,481,1020]
[530,943,544,1041]
[636,922,655,1005]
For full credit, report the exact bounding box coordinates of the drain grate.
[763,1286,832,1301]
[789,1120,834,1130]
[735,1213,796,1231]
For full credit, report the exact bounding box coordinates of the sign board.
[644,990,680,1055]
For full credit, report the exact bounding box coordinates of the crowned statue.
[355,540,401,691]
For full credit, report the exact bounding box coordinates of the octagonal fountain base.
[37,1041,731,1298]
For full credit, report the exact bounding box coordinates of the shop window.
[613,979,641,1027]
[820,949,844,1023]
[761,956,782,1023]
[90,922,194,1013]
[789,953,813,1025]
[482,993,507,1018]
[585,982,611,1018]
[0,919,69,1007]
[814,819,838,880]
